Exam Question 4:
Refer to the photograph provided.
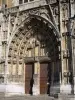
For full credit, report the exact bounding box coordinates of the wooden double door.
[25,62,52,94]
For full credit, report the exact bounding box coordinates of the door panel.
[25,63,33,94]
[40,63,48,94]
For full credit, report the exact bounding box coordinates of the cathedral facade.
[0,0,75,95]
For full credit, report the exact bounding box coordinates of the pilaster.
[60,0,72,94]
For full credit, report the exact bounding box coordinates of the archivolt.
[8,14,60,47]
[7,14,60,64]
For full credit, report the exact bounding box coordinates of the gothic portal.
[0,0,75,95]
[7,17,60,94]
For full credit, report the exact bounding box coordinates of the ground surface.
[0,94,74,100]
[0,95,55,100]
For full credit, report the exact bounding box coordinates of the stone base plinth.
[33,85,40,95]
[60,84,72,94]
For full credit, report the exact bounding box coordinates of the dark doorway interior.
[29,63,34,95]
[47,64,52,95]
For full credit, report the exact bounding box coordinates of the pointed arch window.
[24,0,28,3]
[19,0,23,4]
[30,0,34,1]
[24,0,34,3]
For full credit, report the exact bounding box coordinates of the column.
[72,38,75,94]
[60,1,71,93]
